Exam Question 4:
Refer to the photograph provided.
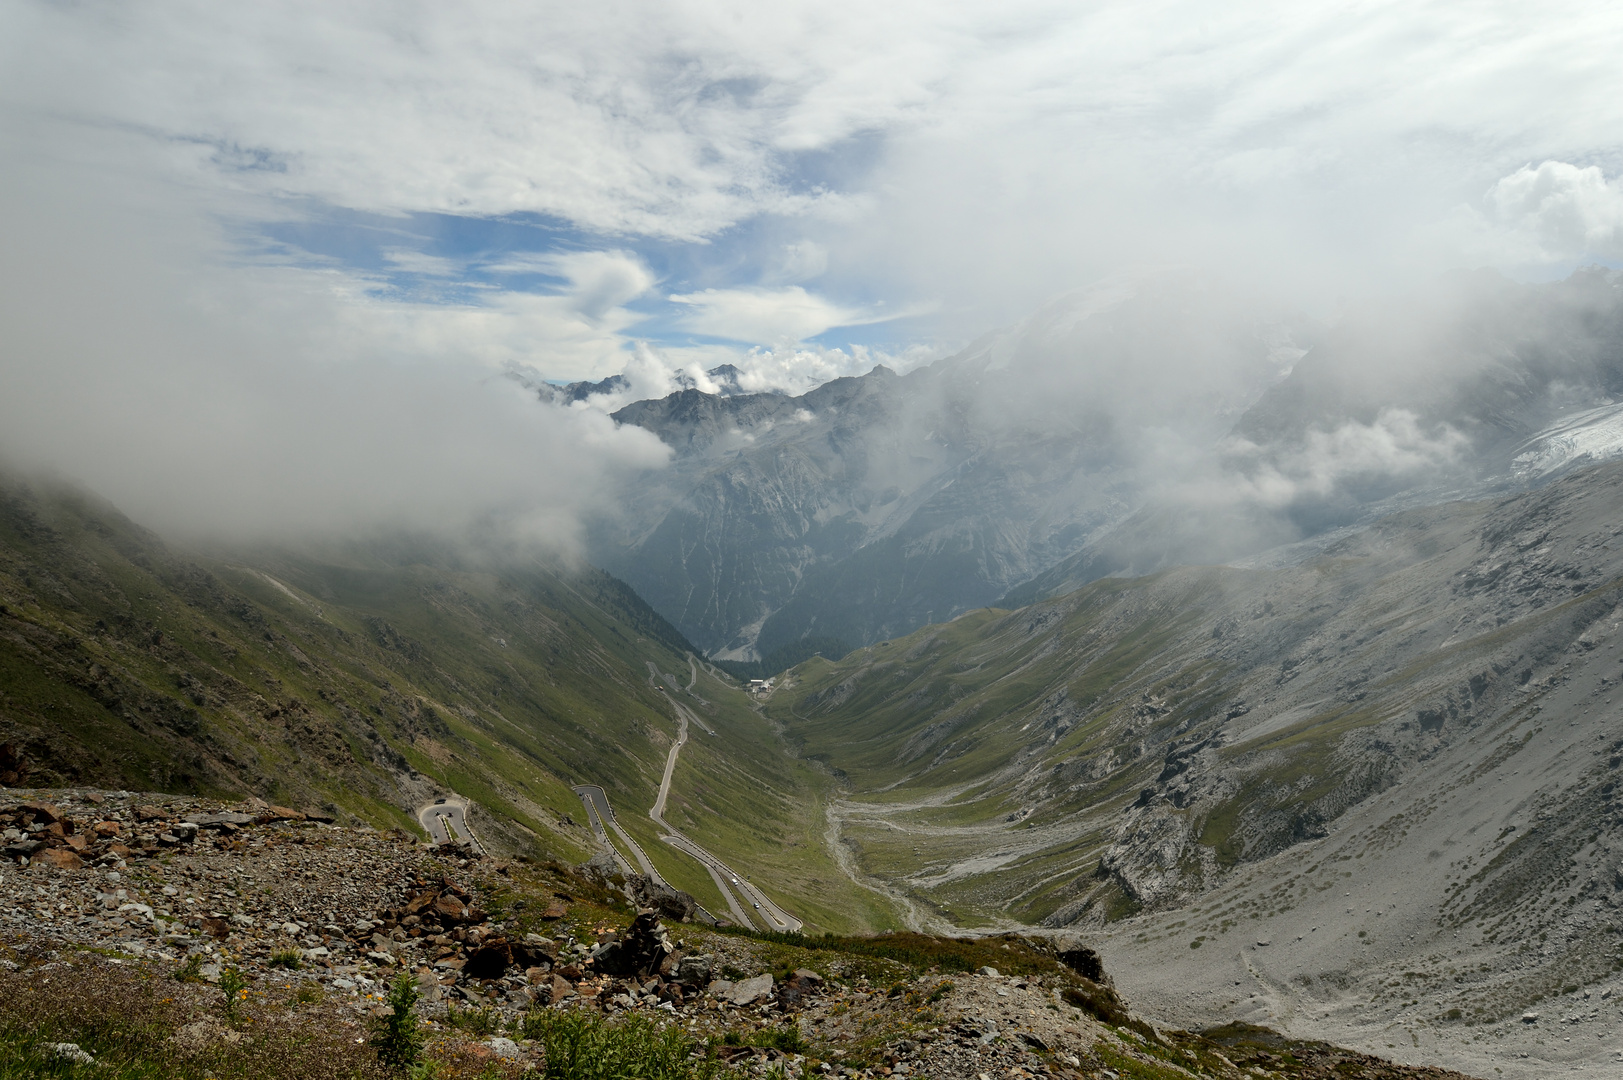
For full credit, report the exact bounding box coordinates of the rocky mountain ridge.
[595,270,1306,660]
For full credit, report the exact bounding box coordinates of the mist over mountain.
[8,5,1623,1076]
[588,267,1623,664]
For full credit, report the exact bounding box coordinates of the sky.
[3,1,1622,542]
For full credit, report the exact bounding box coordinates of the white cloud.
[1214,409,1471,510]
[667,286,932,344]
[8,0,1620,282]
[543,250,658,321]
[3,0,1623,534]
[1467,161,1623,267]
[0,126,669,548]
[667,286,877,343]
[728,342,938,393]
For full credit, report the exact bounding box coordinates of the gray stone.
[727,973,774,1005]
[675,954,712,986]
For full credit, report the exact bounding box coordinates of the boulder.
[778,968,823,1008]
[5,839,42,860]
[433,894,471,923]
[18,801,62,824]
[402,889,439,917]
[727,974,774,1006]
[674,955,712,987]
[35,848,84,870]
[591,911,674,978]
[631,878,700,922]
[463,939,554,980]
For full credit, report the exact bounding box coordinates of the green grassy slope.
[768,574,1237,925]
[0,474,893,932]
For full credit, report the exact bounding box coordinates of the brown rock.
[262,805,306,822]
[134,805,165,822]
[63,834,89,853]
[84,792,106,805]
[93,821,122,837]
[525,966,549,984]
[18,801,62,823]
[39,822,66,841]
[402,891,432,916]
[107,843,132,859]
[549,974,575,1001]
[433,894,470,923]
[35,848,84,870]
[541,899,568,920]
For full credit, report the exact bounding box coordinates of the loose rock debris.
[2,787,1485,1079]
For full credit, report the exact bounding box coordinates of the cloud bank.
[0,131,669,550]
[2,0,1621,543]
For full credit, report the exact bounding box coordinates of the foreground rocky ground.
[3,787,1486,1079]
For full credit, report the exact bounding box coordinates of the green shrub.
[268,948,304,970]
[370,974,427,1071]
[522,1009,724,1080]
[750,1026,806,1053]
[218,967,248,1024]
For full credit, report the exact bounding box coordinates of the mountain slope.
[766,459,1623,1074]
[0,473,893,932]
[596,270,1305,659]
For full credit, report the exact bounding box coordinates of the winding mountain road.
[566,663,807,932]
[416,798,482,853]
[645,676,802,933]
[572,784,659,882]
